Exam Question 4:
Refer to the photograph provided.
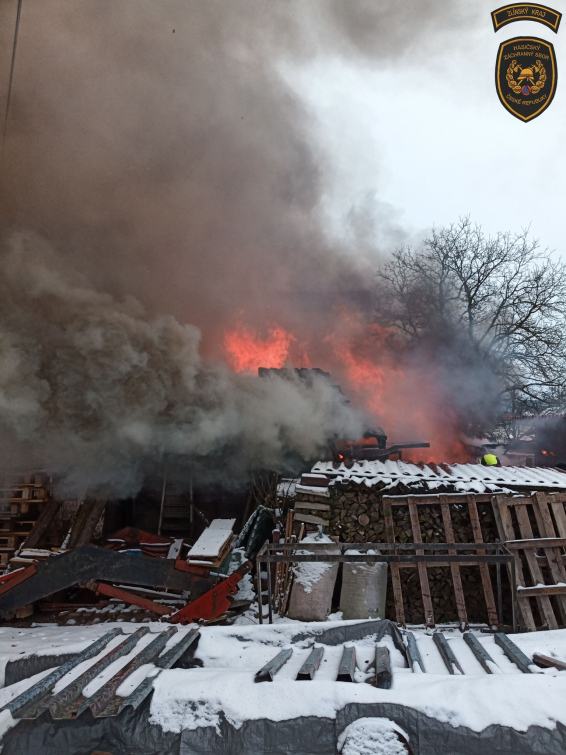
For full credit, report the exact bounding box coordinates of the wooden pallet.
[0,472,51,568]
[382,494,500,630]
[493,492,566,632]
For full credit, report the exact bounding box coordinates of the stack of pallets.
[0,472,50,572]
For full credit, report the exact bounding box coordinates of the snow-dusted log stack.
[290,475,502,625]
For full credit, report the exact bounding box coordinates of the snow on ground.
[149,622,566,735]
[337,717,410,755]
[1,621,566,742]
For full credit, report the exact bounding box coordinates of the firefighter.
[478,453,501,467]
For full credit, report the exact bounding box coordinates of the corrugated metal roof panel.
[309,460,566,494]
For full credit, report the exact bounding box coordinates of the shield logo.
[495,36,557,121]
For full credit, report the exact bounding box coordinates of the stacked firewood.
[291,481,501,624]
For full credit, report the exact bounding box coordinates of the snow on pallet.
[186,518,235,566]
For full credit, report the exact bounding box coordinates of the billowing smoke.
[0,233,362,494]
[0,1,477,490]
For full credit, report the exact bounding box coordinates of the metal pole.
[266,559,273,625]
[3,0,23,142]
[496,545,503,629]
[189,477,194,539]
[256,555,263,625]
[157,466,167,536]
[511,557,518,633]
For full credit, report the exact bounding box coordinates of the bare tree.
[375,218,566,416]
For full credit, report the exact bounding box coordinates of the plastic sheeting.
[3,620,566,754]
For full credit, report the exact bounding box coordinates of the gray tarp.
[3,620,566,754]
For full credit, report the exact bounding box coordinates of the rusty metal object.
[5,628,122,718]
[170,561,252,624]
[88,581,174,616]
[21,628,150,720]
[86,627,177,718]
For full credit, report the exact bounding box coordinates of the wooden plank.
[463,632,498,674]
[374,646,392,689]
[468,495,499,629]
[533,493,566,624]
[407,497,435,628]
[293,501,331,512]
[440,497,467,629]
[405,631,425,672]
[532,652,566,672]
[494,495,536,632]
[21,497,64,550]
[494,633,538,673]
[383,495,493,506]
[337,646,356,682]
[549,496,566,538]
[517,585,566,598]
[433,632,464,674]
[514,503,558,630]
[382,498,405,626]
[292,513,327,526]
[254,649,293,682]
[296,646,324,680]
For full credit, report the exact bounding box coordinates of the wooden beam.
[254,649,293,682]
[382,497,405,627]
[297,647,324,680]
[405,631,425,672]
[440,496,467,629]
[408,497,435,628]
[467,495,499,629]
[337,646,356,682]
[23,499,63,550]
[374,646,392,689]
[532,652,566,672]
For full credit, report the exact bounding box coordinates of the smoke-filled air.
[0,0,493,493]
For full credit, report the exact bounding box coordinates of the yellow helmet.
[478,454,500,466]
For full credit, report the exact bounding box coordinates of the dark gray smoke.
[0,233,362,494]
[0,1,476,491]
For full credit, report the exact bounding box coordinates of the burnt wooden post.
[337,646,356,682]
[255,648,293,682]
[375,645,392,689]
[405,631,425,673]
[297,646,324,680]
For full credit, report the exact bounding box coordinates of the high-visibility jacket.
[478,454,501,466]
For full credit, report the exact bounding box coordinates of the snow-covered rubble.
[1,620,566,744]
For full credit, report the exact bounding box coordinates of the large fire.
[223,315,471,463]
[224,325,296,374]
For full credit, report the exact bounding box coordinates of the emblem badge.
[495,36,557,120]
[491,4,562,33]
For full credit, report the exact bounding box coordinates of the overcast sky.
[285,1,566,256]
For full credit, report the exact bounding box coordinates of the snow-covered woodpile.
[285,460,566,625]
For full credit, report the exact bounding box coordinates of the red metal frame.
[0,565,36,596]
[89,581,174,616]
[170,561,252,624]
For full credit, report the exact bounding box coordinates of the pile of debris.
[0,477,262,626]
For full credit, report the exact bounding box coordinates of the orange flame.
[224,325,296,374]
[223,311,471,464]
